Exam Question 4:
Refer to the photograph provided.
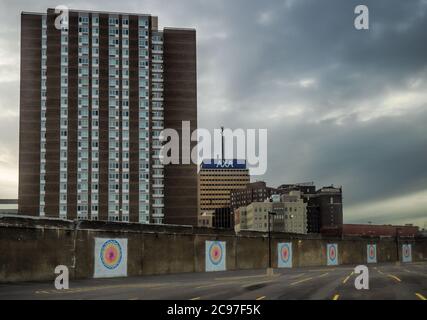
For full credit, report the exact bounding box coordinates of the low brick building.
[343,224,419,237]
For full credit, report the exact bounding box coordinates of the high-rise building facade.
[18,9,198,224]
[198,159,250,214]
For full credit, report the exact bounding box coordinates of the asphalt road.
[0,262,426,300]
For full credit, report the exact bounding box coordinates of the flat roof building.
[230,181,278,210]
[198,159,250,215]
[235,191,308,235]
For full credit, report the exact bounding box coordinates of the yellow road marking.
[387,274,402,282]
[35,290,49,294]
[415,293,427,300]
[256,296,266,300]
[290,271,329,286]
[332,294,340,300]
[342,272,353,284]
[190,297,201,300]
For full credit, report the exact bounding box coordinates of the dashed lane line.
[342,272,354,284]
[290,277,314,286]
[256,296,266,300]
[190,297,201,301]
[415,293,426,300]
[35,290,50,294]
[387,274,402,283]
[290,272,329,286]
[290,273,306,279]
[377,268,402,283]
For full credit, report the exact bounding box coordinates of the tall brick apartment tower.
[18,9,198,225]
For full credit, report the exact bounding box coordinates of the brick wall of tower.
[163,29,198,226]
[18,13,42,216]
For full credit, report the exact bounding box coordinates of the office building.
[198,159,249,214]
[18,9,198,224]
[278,182,319,233]
[277,183,343,235]
[316,186,343,236]
[234,191,307,234]
[279,190,308,234]
[234,202,271,233]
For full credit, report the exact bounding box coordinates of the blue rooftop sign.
[201,159,247,169]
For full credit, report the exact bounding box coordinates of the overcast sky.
[0,0,426,227]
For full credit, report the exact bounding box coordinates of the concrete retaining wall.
[0,216,426,283]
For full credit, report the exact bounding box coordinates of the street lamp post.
[267,211,277,274]
[396,227,401,263]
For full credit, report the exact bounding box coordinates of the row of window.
[39,16,48,216]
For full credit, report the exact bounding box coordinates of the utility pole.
[396,227,400,263]
[268,211,271,269]
[267,210,276,276]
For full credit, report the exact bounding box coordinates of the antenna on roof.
[221,126,225,162]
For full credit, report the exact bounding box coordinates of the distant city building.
[234,202,271,233]
[277,183,343,235]
[18,9,198,225]
[198,211,213,228]
[234,206,248,231]
[197,207,234,229]
[234,191,307,234]
[279,191,308,234]
[278,182,319,233]
[230,181,278,210]
[198,159,249,214]
[212,207,233,229]
[343,224,419,237]
[316,186,343,236]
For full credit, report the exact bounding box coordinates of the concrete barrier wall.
[0,216,426,283]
